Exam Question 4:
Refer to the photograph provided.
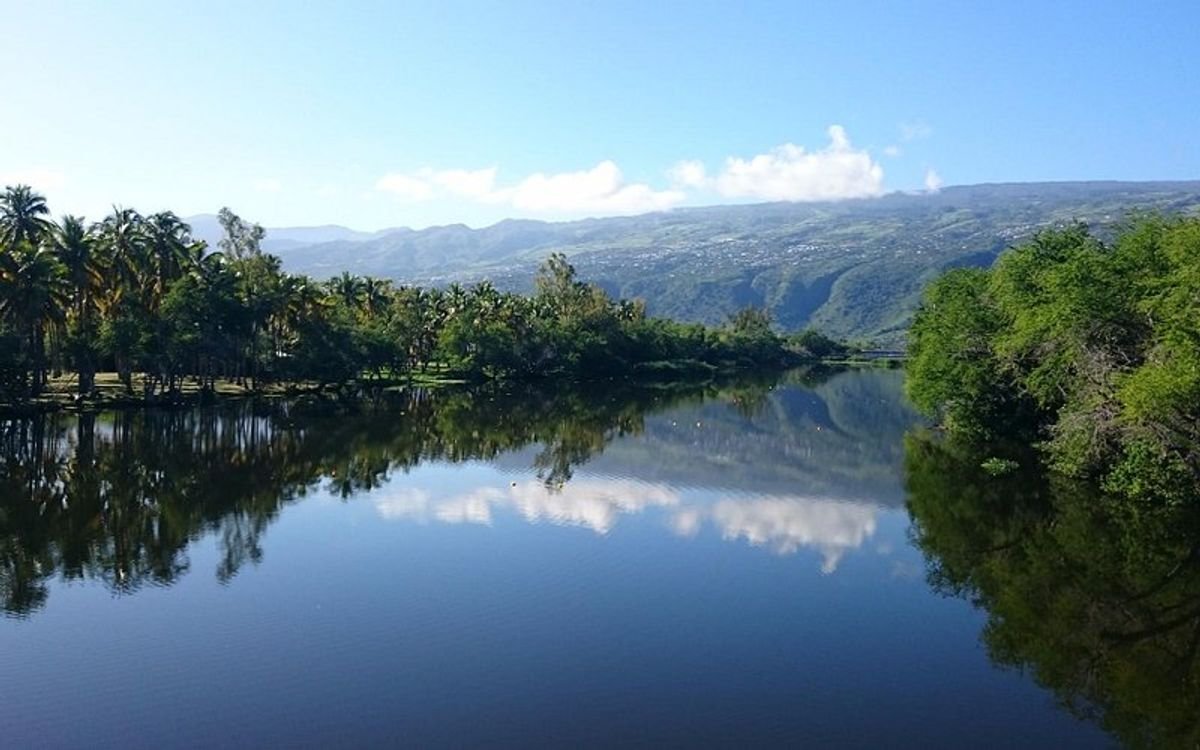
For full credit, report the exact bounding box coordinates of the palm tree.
[96,207,148,309]
[53,216,103,393]
[328,272,366,311]
[362,277,393,318]
[0,185,54,252]
[145,212,193,307]
[0,244,69,395]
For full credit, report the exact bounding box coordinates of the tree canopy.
[906,217,1200,505]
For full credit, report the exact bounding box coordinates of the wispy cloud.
[377,161,684,216]
[899,119,933,142]
[923,168,943,192]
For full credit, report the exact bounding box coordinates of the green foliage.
[907,217,1200,505]
[788,328,852,359]
[980,456,1019,476]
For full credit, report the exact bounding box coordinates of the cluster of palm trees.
[0,184,796,403]
[0,184,414,398]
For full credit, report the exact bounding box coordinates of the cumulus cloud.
[500,162,683,215]
[0,168,67,192]
[668,159,708,189]
[376,161,683,217]
[923,168,943,192]
[711,125,885,201]
[373,125,903,217]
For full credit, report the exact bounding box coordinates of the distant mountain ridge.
[185,213,393,253]
[194,181,1200,346]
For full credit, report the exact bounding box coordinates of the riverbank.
[0,356,856,416]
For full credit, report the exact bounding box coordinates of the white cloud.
[923,168,943,193]
[253,178,282,193]
[373,124,907,217]
[712,125,885,202]
[668,159,708,189]
[0,168,67,192]
[376,161,683,217]
[500,161,683,215]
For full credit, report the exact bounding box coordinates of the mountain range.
[188,181,1200,347]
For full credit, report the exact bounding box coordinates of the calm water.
[0,369,1148,747]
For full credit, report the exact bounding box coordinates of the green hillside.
[271,182,1200,347]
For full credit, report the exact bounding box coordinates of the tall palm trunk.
[76,298,96,396]
[27,322,45,397]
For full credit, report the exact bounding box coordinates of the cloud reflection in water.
[373,477,881,572]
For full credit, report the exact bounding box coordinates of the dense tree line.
[906,217,1200,504]
[0,185,844,404]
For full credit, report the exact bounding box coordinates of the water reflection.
[373,479,681,533]
[0,367,914,618]
[372,478,880,573]
[709,496,878,572]
[906,432,1200,749]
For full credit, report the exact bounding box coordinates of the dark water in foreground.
[2,368,1183,748]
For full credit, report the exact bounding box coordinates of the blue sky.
[2,0,1197,229]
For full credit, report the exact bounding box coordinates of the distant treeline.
[0,185,851,402]
[906,216,1200,504]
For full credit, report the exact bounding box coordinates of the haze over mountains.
[189,181,1200,347]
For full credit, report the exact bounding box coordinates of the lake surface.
[0,369,1150,747]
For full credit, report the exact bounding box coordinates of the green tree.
[53,215,103,394]
[0,243,69,395]
[0,185,54,251]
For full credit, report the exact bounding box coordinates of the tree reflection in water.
[906,432,1200,749]
[0,370,811,618]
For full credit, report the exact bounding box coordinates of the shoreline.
[0,357,892,417]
